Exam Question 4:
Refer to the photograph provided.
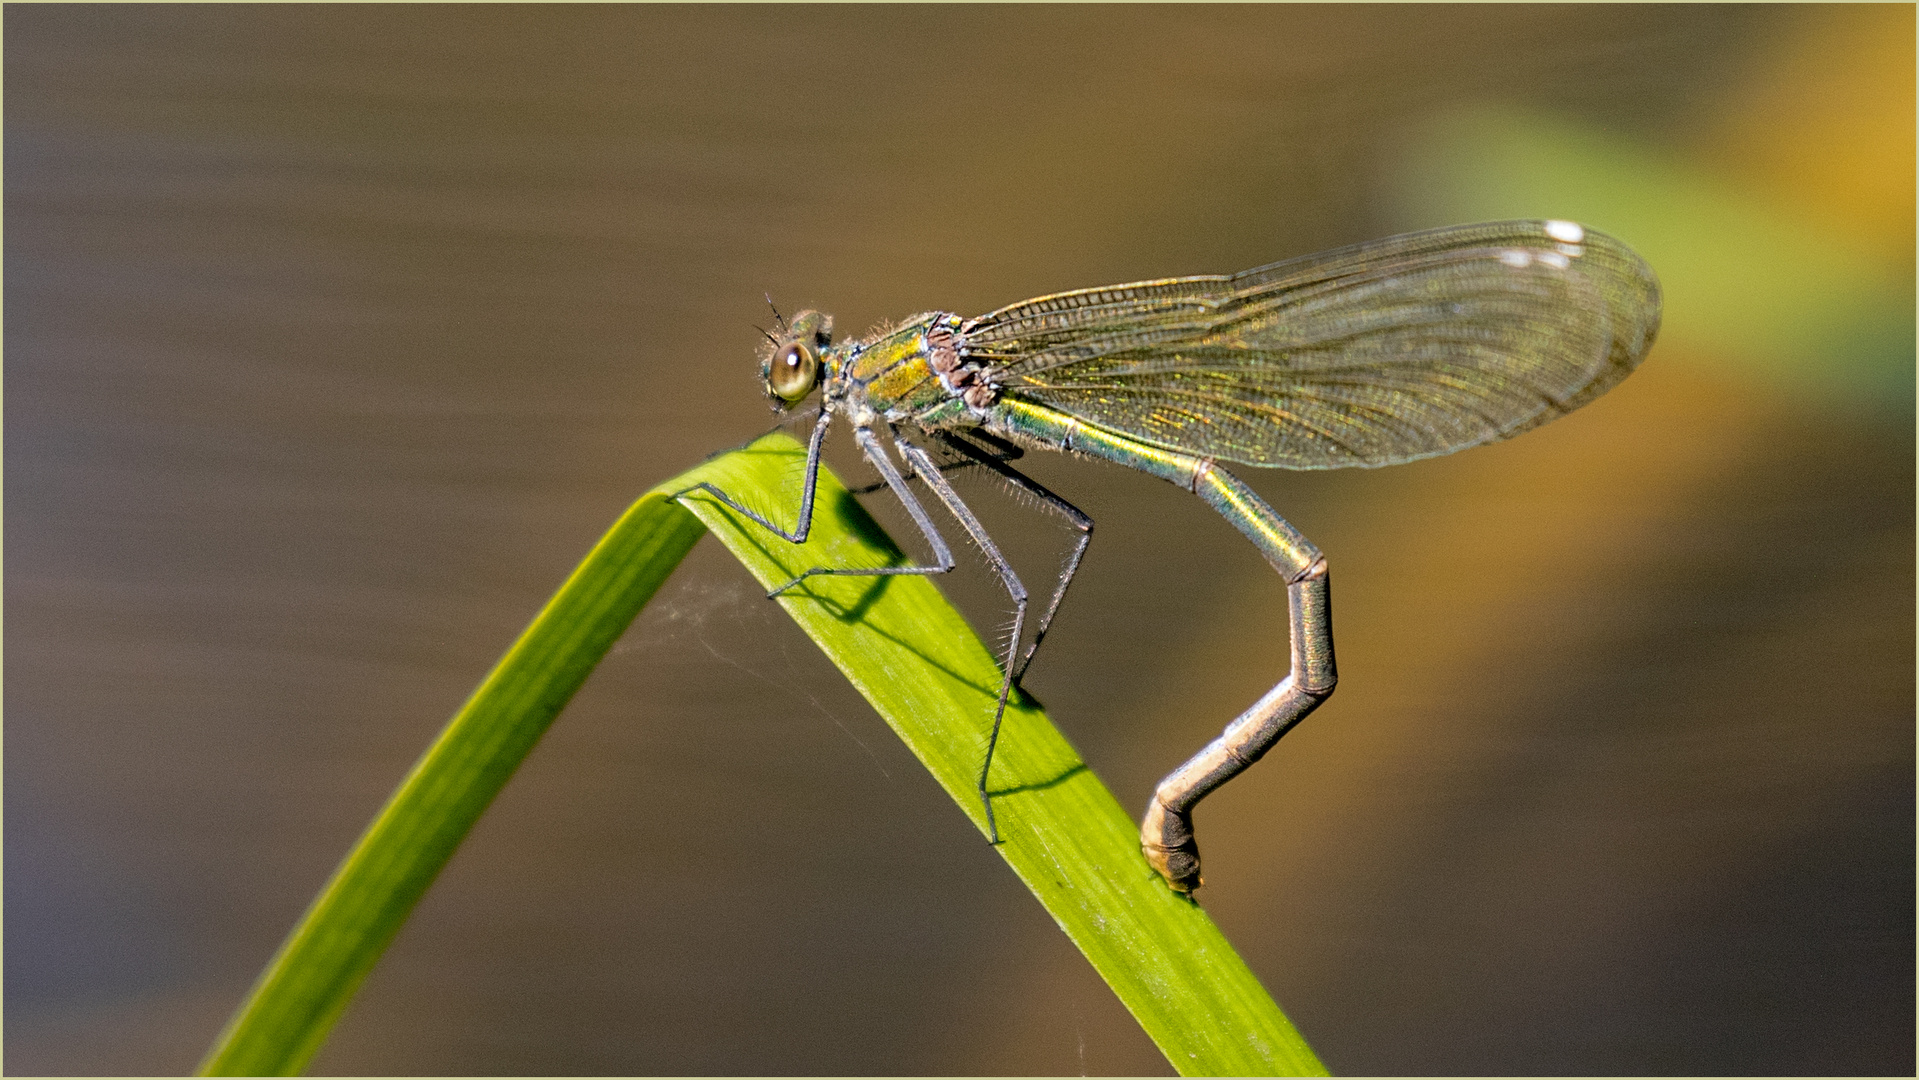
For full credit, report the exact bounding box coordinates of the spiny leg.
[894,436,1028,842]
[928,430,1094,682]
[763,424,960,598]
[845,459,968,497]
[677,416,1016,838]
[675,413,1064,845]
[1140,462,1338,894]
[845,428,1023,496]
[678,411,962,597]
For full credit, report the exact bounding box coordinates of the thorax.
[830,312,983,431]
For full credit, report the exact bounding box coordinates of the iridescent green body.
[682,220,1661,893]
[841,317,952,416]
[836,316,1325,578]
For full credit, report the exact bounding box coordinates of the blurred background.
[7,6,1911,1075]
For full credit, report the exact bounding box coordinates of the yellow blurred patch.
[1689,4,1916,268]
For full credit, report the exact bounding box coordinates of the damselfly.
[678,220,1660,893]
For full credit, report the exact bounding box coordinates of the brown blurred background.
[7,6,1911,1075]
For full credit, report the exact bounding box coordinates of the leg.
[675,412,965,598]
[893,436,1029,841]
[929,430,1093,681]
[764,425,961,598]
[673,407,834,543]
[678,419,1034,842]
[846,459,967,497]
[1139,462,1338,894]
[847,427,1026,495]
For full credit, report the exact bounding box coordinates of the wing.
[959,220,1661,469]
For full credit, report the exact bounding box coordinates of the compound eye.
[768,341,820,402]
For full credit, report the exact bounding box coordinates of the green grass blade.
[200,431,1324,1077]
[197,491,708,1076]
[672,433,1325,1077]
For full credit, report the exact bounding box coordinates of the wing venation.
[960,220,1661,469]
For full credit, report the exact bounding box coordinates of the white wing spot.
[1499,249,1532,268]
[1544,219,1585,244]
[1538,251,1572,269]
[1556,242,1585,258]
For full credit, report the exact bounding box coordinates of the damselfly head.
[760,309,834,407]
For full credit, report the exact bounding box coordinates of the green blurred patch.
[1388,106,1914,415]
